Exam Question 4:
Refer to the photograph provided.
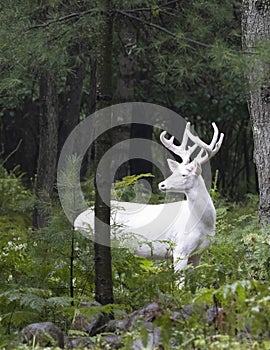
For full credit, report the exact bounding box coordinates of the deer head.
[158,122,224,193]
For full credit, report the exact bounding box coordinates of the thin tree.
[94,0,114,305]
[34,72,58,228]
[242,0,270,225]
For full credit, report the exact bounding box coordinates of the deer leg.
[187,253,201,267]
[187,236,211,266]
[174,255,188,271]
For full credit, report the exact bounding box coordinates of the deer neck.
[185,175,215,231]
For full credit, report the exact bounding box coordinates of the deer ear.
[192,162,202,176]
[167,159,180,172]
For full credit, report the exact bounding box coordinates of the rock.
[103,318,129,332]
[206,306,223,325]
[68,336,95,349]
[71,301,104,336]
[170,304,223,326]
[95,303,162,337]
[21,322,64,348]
[79,301,101,308]
[67,334,122,349]
[126,302,163,330]
[102,334,123,349]
[69,302,163,349]
[170,304,194,321]
[132,322,161,350]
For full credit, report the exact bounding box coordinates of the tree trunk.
[242,0,270,225]
[58,47,86,154]
[34,72,58,228]
[94,0,114,305]
[2,100,39,183]
[112,18,136,181]
[130,123,153,186]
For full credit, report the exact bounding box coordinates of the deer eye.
[182,173,187,177]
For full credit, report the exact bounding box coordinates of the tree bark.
[2,100,39,183]
[94,0,114,305]
[130,123,153,186]
[58,47,86,154]
[242,0,270,225]
[112,18,136,181]
[34,72,58,228]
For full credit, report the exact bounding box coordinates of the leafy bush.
[0,164,33,214]
[111,195,270,348]
[0,164,33,291]
[1,163,270,349]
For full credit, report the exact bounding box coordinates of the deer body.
[75,122,224,271]
[75,200,188,261]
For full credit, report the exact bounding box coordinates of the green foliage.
[0,215,31,288]
[0,0,257,198]
[0,164,33,215]
[57,154,87,223]
[108,195,270,349]
[113,173,154,202]
[0,164,33,293]
[0,0,269,347]
[112,246,175,308]
[0,0,97,107]
[0,167,270,349]
[114,173,154,190]
[27,206,95,295]
[0,288,71,328]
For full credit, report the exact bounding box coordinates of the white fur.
[75,122,223,271]
[74,160,215,271]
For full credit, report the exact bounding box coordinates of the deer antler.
[186,122,224,165]
[160,123,198,165]
[160,122,224,165]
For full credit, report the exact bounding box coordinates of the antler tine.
[186,122,224,165]
[160,122,198,165]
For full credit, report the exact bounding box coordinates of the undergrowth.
[0,164,270,349]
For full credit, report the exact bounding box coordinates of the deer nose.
[159,182,166,191]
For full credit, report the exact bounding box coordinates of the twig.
[3,139,22,165]
[160,0,181,7]
[160,9,179,18]
[115,9,211,48]
[29,9,96,30]
[121,7,152,13]
[119,0,180,12]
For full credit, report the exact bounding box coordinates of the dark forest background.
[0,0,256,201]
[1,1,270,349]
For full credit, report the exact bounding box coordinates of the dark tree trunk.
[94,0,114,306]
[1,100,39,182]
[84,58,97,175]
[242,0,270,225]
[58,46,85,153]
[243,119,251,193]
[87,59,97,116]
[34,72,58,228]
[70,228,75,305]
[112,18,136,181]
[130,123,153,186]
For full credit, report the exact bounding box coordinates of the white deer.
[75,122,224,271]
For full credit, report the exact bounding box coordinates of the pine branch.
[28,4,209,49]
[29,9,96,29]
[160,0,181,7]
[118,0,180,12]
[26,4,246,57]
[115,9,211,48]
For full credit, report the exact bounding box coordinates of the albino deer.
[75,122,224,271]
